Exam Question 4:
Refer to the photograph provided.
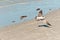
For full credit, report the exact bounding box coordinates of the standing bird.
[35,8,51,26]
[20,16,27,20]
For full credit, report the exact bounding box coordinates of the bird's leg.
[45,20,52,26]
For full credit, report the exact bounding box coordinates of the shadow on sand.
[38,25,50,28]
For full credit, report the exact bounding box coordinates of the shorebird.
[35,8,51,26]
[20,16,27,20]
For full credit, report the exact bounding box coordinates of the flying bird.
[20,16,27,20]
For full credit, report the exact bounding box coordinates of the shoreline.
[0,9,60,40]
[0,9,58,29]
[0,8,58,29]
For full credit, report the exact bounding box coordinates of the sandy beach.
[0,9,60,40]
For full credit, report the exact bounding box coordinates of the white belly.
[37,16,45,20]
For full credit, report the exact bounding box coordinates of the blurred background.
[0,0,41,6]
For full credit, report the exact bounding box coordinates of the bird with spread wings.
[35,8,51,26]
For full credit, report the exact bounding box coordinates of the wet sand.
[0,9,60,40]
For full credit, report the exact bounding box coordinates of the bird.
[35,8,44,21]
[20,16,27,20]
[35,8,51,26]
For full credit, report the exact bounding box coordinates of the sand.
[0,9,60,40]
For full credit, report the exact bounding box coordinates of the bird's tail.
[46,20,52,26]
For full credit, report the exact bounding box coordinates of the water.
[0,0,60,27]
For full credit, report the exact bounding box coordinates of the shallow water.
[0,0,60,27]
